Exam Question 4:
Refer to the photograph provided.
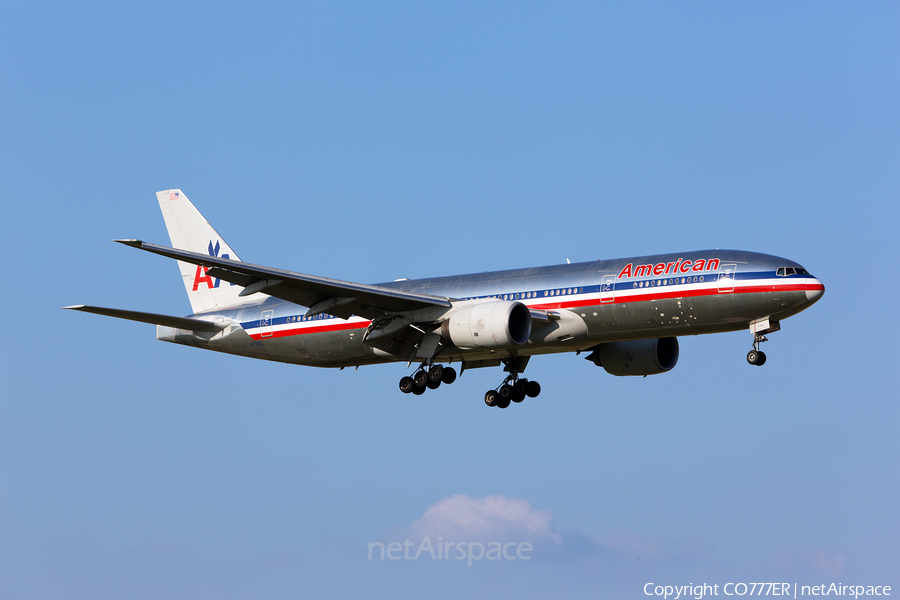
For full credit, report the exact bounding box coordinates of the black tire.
[413,370,428,388]
[426,378,441,390]
[428,364,444,383]
[484,390,498,407]
[756,351,767,366]
[499,384,514,401]
[399,376,415,394]
[513,379,528,395]
[747,350,760,365]
[512,388,526,403]
[441,366,457,385]
[526,380,541,398]
[497,396,511,409]
[412,385,426,396]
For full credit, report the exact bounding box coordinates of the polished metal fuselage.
[157,249,824,368]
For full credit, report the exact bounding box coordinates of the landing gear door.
[718,264,736,293]
[600,275,616,303]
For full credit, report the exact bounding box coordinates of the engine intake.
[441,301,532,350]
[587,337,679,376]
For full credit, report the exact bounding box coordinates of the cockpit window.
[777,266,810,277]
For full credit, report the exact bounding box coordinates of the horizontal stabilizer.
[63,305,228,332]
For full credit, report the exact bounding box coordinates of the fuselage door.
[718,264,737,293]
[600,274,616,303]
[260,309,274,338]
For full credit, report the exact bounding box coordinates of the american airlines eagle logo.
[191,240,233,291]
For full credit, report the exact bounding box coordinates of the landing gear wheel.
[441,366,457,385]
[511,379,528,403]
[411,385,426,396]
[426,378,441,390]
[496,395,511,409]
[413,370,428,388]
[428,365,444,383]
[747,350,761,365]
[484,390,498,407]
[498,384,514,402]
[756,351,767,366]
[399,376,415,394]
[526,380,541,398]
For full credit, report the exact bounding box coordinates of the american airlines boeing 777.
[66,190,825,408]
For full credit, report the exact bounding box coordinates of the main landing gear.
[483,357,541,409]
[399,356,542,408]
[483,378,541,409]
[399,362,458,396]
[747,333,768,366]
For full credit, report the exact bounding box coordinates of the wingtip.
[62,305,85,310]
[112,239,143,248]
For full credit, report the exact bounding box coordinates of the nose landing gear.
[747,333,767,366]
[746,318,780,367]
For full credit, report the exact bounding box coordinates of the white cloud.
[389,493,705,565]
[406,493,562,545]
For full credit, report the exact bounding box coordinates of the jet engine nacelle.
[441,301,532,350]
[587,337,679,376]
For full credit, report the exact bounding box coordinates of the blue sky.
[1,2,898,598]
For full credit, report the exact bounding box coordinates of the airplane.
[65,190,825,409]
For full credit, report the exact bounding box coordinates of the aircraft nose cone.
[806,279,825,303]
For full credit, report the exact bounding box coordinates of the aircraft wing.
[114,240,452,320]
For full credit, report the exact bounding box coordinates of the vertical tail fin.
[156,189,246,313]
